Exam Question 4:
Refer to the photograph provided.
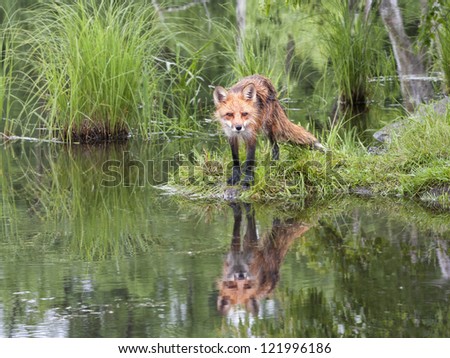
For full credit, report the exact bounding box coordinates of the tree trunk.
[364,0,373,21]
[236,0,246,62]
[379,0,433,111]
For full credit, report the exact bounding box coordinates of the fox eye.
[225,112,233,117]
[241,112,248,117]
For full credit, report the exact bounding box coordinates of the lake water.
[1,0,449,339]
[1,140,449,338]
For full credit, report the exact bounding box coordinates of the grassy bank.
[165,100,450,207]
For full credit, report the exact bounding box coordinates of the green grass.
[165,99,450,207]
[156,42,211,133]
[1,1,222,140]
[23,0,162,143]
[1,0,398,142]
[319,0,384,108]
[0,8,13,127]
[0,44,6,122]
[437,5,450,94]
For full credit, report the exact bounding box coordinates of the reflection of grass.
[1,144,162,260]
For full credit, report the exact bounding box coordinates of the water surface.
[1,141,449,338]
[0,1,448,338]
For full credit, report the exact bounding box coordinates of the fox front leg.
[228,137,241,185]
[270,137,279,161]
[241,140,256,188]
[266,131,279,161]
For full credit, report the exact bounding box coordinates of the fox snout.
[229,122,245,132]
[222,118,247,133]
[234,271,247,280]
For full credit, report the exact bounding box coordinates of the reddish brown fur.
[214,74,320,147]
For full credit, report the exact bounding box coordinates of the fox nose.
[235,125,243,131]
[235,272,247,280]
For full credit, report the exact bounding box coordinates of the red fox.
[213,75,324,186]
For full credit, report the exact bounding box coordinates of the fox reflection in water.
[217,203,310,315]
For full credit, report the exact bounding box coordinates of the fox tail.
[275,111,325,152]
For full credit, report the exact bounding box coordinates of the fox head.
[217,248,261,315]
[213,83,258,138]
[217,277,259,315]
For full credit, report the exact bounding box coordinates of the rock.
[373,119,408,143]
[351,187,373,196]
[373,96,449,143]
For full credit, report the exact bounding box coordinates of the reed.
[23,0,162,143]
[319,0,383,108]
[0,40,6,122]
[0,9,13,126]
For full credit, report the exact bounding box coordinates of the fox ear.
[213,86,228,105]
[242,83,256,102]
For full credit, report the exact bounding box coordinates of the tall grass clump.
[24,0,161,143]
[156,43,210,133]
[319,0,383,108]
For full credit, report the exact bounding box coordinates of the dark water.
[1,141,449,338]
